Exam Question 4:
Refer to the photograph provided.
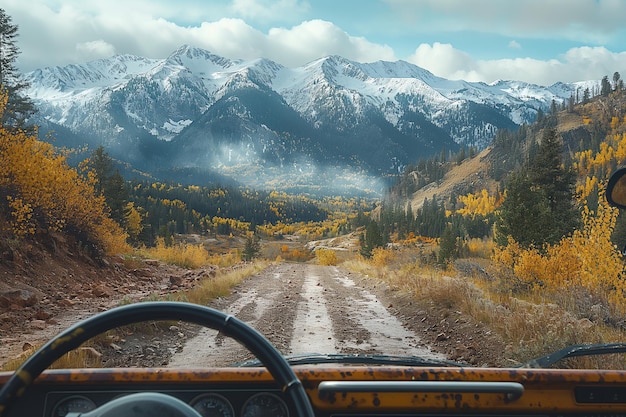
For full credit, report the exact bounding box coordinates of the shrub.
[370,247,394,267]
[142,237,210,268]
[316,248,338,266]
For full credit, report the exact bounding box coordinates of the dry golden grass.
[136,238,242,269]
[2,343,103,371]
[139,237,212,268]
[183,261,270,304]
[345,250,626,368]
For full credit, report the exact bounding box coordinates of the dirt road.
[168,263,442,367]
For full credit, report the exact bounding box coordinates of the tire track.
[168,263,441,367]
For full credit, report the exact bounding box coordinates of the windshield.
[1,1,626,372]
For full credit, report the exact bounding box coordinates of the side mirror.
[607,167,626,209]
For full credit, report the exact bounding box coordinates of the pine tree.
[360,219,384,258]
[242,233,261,261]
[496,128,580,248]
[601,75,612,96]
[0,9,35,130]
[495,171,550,247]
[88,146,128,226]
[528,128,580,244]
[438,224,457,264]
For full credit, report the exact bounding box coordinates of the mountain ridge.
[25,45,600,195]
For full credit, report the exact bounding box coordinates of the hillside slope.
[403,91,626,211]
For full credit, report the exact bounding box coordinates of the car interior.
[3,294,626,417]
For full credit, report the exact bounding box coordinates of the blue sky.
[4,0,626,85]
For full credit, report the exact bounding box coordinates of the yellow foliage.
[316,248,338,266]
[576,176,599,202]
[493,199,625,311]
[456,189,499,218]
[464,237,494,258]
[370,247,395,267]
[281,248,313,262]
[0,90,127,254]
[124,202,144,242]
[574,128,626,180]
[6,196,35,236]
[143,237,211,268]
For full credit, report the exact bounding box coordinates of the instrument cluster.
[49,389,290,417]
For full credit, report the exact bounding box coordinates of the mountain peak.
[165,45,238,70]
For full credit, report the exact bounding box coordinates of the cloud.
[266,20,395,67]
[508,40,521,50]
[229,0,310,23]
[4,0,625,86]
[408,42,626,85]
[75,40,116,61]
[384,0,626,44]
[4,0,393,71]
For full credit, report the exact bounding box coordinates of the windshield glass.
[1,1,626,372]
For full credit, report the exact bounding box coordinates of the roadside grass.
[136,237,241,269]
[344,246,626,369]
[182,261,270,305]
[1,344,104,372]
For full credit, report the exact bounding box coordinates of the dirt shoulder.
[0,242,208,366]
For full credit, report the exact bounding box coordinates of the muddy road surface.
[168,263,442,367]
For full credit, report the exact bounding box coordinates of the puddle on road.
[328,268,443,359]
[289,273,337,354]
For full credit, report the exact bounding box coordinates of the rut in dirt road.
[168,263,442,367]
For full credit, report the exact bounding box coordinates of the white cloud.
[508,40,521,50]
[229,0,310,23]
[266,20,395,67]
[384,0,626,44]
[3,0,626,86]
[75,40,116,61]
[4,0,393,71]
[408,43,626,85]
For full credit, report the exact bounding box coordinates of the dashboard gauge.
[241,392,289,417]
[189,393,235,417]
[52,395,96,417]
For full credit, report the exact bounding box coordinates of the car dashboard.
[3,366,626,417]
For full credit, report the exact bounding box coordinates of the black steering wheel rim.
[0,301,315,417]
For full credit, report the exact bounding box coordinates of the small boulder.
[0,290,39,307]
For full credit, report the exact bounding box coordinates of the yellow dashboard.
[2,365,626,416]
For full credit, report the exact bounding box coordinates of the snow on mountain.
[23,46,599,184]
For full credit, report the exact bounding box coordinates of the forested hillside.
[380,76,626,248]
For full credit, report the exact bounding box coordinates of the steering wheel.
[0,301,315,417]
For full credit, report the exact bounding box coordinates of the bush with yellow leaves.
[370,247,395,267]
[0,90,128,256]
[316,248,338,266]
[141,237,211,268]
[493,198,626,313]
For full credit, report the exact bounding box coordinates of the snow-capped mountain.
[25,45,598,193]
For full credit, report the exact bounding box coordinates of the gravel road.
[168,263,442,367]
